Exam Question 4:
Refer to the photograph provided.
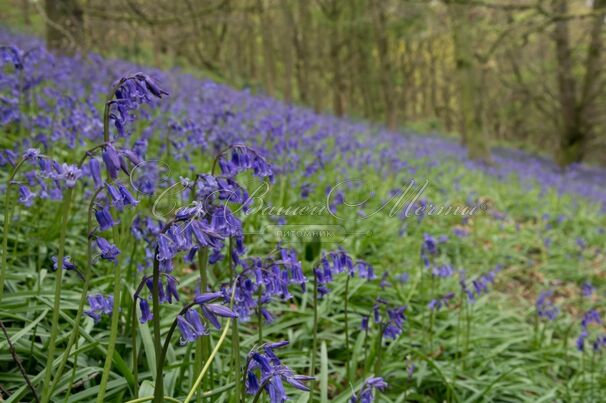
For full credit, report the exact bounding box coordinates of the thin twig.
[0,320,40,403]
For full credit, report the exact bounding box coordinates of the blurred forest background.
[1,0,605,166]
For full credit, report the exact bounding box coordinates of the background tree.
[8,0,604,165]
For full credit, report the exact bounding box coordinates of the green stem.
[184,282,237,403]
[151,257,164,403]
[49,187,103,395]
[40,187,74,403]
[344,275,351,381]
[229,239,242,403]
[1,157,27,301]
[251,377,272,403]
[97,233,124,402]
[257,288,263,344]
[373,325,383,375]
[463,300,471,370]
[131,292,139,397]
[195,247,210,403]
[310,269,319,398]
[362,328,369,377]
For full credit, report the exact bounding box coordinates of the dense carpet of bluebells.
[1,28,606,403]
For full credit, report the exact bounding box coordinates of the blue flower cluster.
[176,292,238,344]
[350,376,388,403]
[109,73,168,137]
[576,309,605,352]
[371,298,408,340]
[458,266,501,303]
[84,294,114,323]
[244,341,313,401]
[223,246,306,323]
[536,290,559,321]
[314,248,375,297]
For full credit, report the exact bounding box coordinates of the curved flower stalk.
[132,144,274,403]
[360,299,407,376]
[456,265,501,365]
[150,290,238,389]
[243,341,313,402]
[211,143,274,181]
[36,73,169,403]
[534,289,559,346]
[310,248,375,383]
[103,73,169,141]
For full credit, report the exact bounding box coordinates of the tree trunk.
[258,0,276,96]
[281,0,297,103]
[554,0,582,165]
[576,0,606,161]
[22,0,31,26]
[449,1,491,162]
[370,0,396,130]
[45,0,84,54]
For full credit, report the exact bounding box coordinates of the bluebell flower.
[177,312,203,345]
[106,183,124,210]
[165,275,179,303]
[218,145,274,181]
[379,272,390,289]
[85,294,113,323]
[102,144,122,179]
[185,289,239,331]
[576,237,587,249]
[422,233,438,255]
[361,315,369,331]
[96,237,120,263]
[55,163,82,188]
[577,330,588,352]
[396,273,409,283]
[23,148,40,160]
[0,45,23,69]
[312,249,371,297]
[581,309,602,328]
[18,185,35,206]
[350,376,388,402]
[581,282,594,298]
[245,341,313,400]
[355,261,375,280]
[453,227,469,238]
[89,158,103,189]
[383,305,407,339]
[138,298,153,324]
[95,206,116,231]
[134,72,169,98]
[51,255,77,272]
[428,292,455,312]
[156,234,175,262]
[536,290,559,321]
[373,303,381,324]
[459,267,501,303]
[194,291,223,305]
[576,309,603,351]
[118,183,138,206]
[432,264,454,278]
[407,361,415,381]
